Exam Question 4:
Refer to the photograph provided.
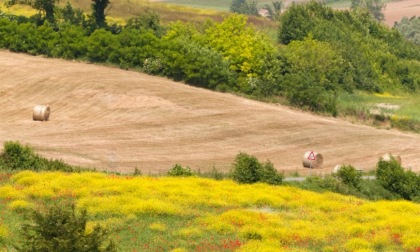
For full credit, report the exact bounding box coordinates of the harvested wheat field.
[383,0,420,27]
[1,50,420,174]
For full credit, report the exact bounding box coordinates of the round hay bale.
[381,153,401,164]
[33,105,50,121]
[302,151,323,169]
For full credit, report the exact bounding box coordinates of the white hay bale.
[302,151,323,169]
[381,153,401,164]
[33,105,50,121]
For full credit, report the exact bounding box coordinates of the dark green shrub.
[302,175,355,195]
[231,152,262,184]
[167,164,193,177]
[133,167,142,176]
[260,161,284,185]
[335,164,362,189]
[16,203,116,252]
[376,157,420,200]
[231,152,283,185]
[2,141,39,170]
[0,141,86,172]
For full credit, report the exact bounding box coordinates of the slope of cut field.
[383,0,420,27]
[1,50,419,174]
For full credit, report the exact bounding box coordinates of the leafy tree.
[125,8,164,37]
[204,14,275,83]
[6,0,57,23]
[231,152,283,185]
[56,2,86,26]
[16,203,116,252]
[51,25,87,59]
[167,164,193,177]
[115,28,160,69]
[335,165,362,189]
[90,0,110,28]
[376,156,420,201]
[264,1,283,20]
[86,29,119,62]
[351,0,385,21]
[158,37,235,89]
[278,2,315,44]
[394,16,420,45]
[230,0,259,16]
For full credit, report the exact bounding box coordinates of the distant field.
[337,92,420,133]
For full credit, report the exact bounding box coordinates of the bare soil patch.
[383,0,420,27]
[1,51,419,174]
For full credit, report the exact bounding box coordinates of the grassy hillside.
[1,171,419,251]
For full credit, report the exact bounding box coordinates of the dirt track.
[1,51,419,174]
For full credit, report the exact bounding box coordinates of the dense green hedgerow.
[0,141,87,172]
[0,1,419,117]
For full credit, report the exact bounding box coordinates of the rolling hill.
[1,50,419,175]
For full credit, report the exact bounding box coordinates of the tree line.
[0,1,419,115]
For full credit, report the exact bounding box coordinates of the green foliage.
[0,141,86,172]
[86,29,119,62]
[335,165,362,189]
[1,141,38,171]
[231,152,283,185]
[210,166,224,180]
[16,203,116,252]
[282,73,337,115]
[204,14,275,81]
[167,164,193,177]
[351,0,385,21]
[301,175,359,195]
[278,2,316,44]
[51,25,87,59]
[279,1,420,95]
[56,2,86,27]
[116,28,160,69]
[158,37,235,89]
[1,3,419,117]
[264,1,283,21]
[259,161,283,185]
[231,152,262,184]
[126,8,164,37]
[133,167,142,176]
[90,0,110,29]
[229,0,259,16]
[6,0,58,23]
[376,156,420,201]
[394,16,420,45]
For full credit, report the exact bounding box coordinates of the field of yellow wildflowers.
[0,171,419,251]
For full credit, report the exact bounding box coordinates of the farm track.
[1,51,420,175]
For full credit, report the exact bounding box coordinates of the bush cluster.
[167,164,193,177]
[335,164,362,190]
[0,141,86,172]
[16,203,116,252]
[1,2,419,116]
[376,156,420,201]
[230,152,283,185]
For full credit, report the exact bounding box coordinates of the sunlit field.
[337,92,420,132]
[1,171,419,251]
